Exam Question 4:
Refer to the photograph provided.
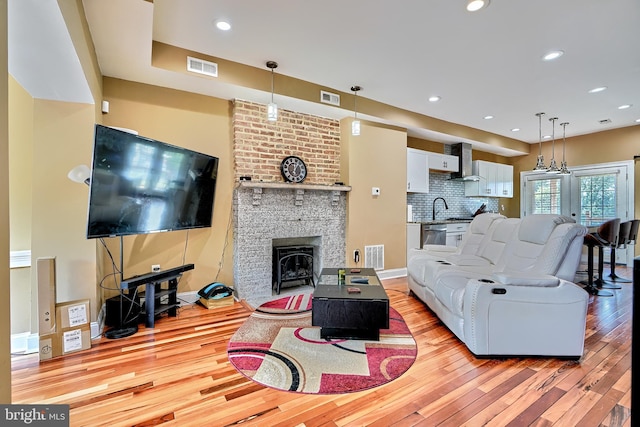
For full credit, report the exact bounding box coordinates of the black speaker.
[105,295,140,327]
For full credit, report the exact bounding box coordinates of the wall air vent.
[364,245,384,270]
[187,56,218,77]
[599,118,612,124]
[320,90,340,106]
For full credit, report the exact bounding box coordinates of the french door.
[521,161,634,265]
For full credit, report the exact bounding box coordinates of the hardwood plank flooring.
[11,268,633,426]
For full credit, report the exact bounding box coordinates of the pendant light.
[266,61,278,122]
[351,85,362,136]
[546,117,560,173]
[558,122,571,175]
[533,112,547,170]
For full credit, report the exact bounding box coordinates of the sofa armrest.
[491,271,560,287]
[462,279,588,357]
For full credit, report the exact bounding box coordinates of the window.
[578,174,617,226]
[522,175,567,216]
[532,178,562,214]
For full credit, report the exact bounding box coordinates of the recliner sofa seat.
[407,213,589,358]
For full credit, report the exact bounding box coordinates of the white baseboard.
[177,291,200,305]
[92,303,106,340]
[377,268,407,280]
[11,332,39,354]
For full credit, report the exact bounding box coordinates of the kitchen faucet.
[432,197,449,220]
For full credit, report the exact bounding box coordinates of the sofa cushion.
[458,213,505,255]
[476,218,520,266]
[530,223,587,277]
[433,273,470,317]
[517,214,574,245]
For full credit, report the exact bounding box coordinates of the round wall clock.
[280,156,307,183]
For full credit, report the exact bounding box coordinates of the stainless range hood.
[449,142,481,181]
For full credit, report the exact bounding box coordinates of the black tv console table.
[120,264,195,328]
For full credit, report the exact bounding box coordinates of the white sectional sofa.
[407,213,589,358]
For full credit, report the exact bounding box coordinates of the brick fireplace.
[233,183,348,300]
[231,99,348,301]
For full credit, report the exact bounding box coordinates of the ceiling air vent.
[320,90,340,106]
[599,118,612,125]
[187,56,218,77]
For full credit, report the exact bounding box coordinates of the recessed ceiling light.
[483,115,494,120]
[543,135,551,139]
[588,86,607,94]
[215,20,231,31]
[428,96,441,102]
[466,0,490,12]
[542,50,564,61]
[635,118,640,123]
[511,128,520,132]
[618,104,632,110]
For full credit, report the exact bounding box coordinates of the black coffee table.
[311,268,389,340]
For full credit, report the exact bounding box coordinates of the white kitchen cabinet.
[407,148,429,193]
[496,163,514,197]
[446,222,469,247]
[428,153,459,172]
[464,160,513,198]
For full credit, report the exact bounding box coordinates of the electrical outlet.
[152,264,161,272]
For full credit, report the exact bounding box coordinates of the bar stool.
[580,218,620,296]
[603,221,637,289]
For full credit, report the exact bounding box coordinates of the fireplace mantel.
[238,181,351,192]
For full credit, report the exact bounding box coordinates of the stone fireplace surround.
[233,182,349,301]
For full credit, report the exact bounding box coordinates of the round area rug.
[227,293,417,394]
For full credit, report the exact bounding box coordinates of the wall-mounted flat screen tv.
[86,125,219,239]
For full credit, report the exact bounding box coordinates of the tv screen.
[86,125,219,239]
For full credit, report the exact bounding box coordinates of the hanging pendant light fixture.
[546,117,560,173]
[266,61,278,122]
[533,112,547,171]
[351,85,362,136]
[558,122,571,175]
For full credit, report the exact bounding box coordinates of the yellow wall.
[8,77,33,334]
[342,119,408,271]
[30,100,98,315]
[1,0,11,404]
[99,77,235,296]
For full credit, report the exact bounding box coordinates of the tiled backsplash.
[407,171,498,222]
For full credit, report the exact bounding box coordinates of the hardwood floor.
[11,268,633,426]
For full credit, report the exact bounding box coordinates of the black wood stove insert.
[272,245,315,294]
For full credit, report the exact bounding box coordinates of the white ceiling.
[9,0,640,157]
